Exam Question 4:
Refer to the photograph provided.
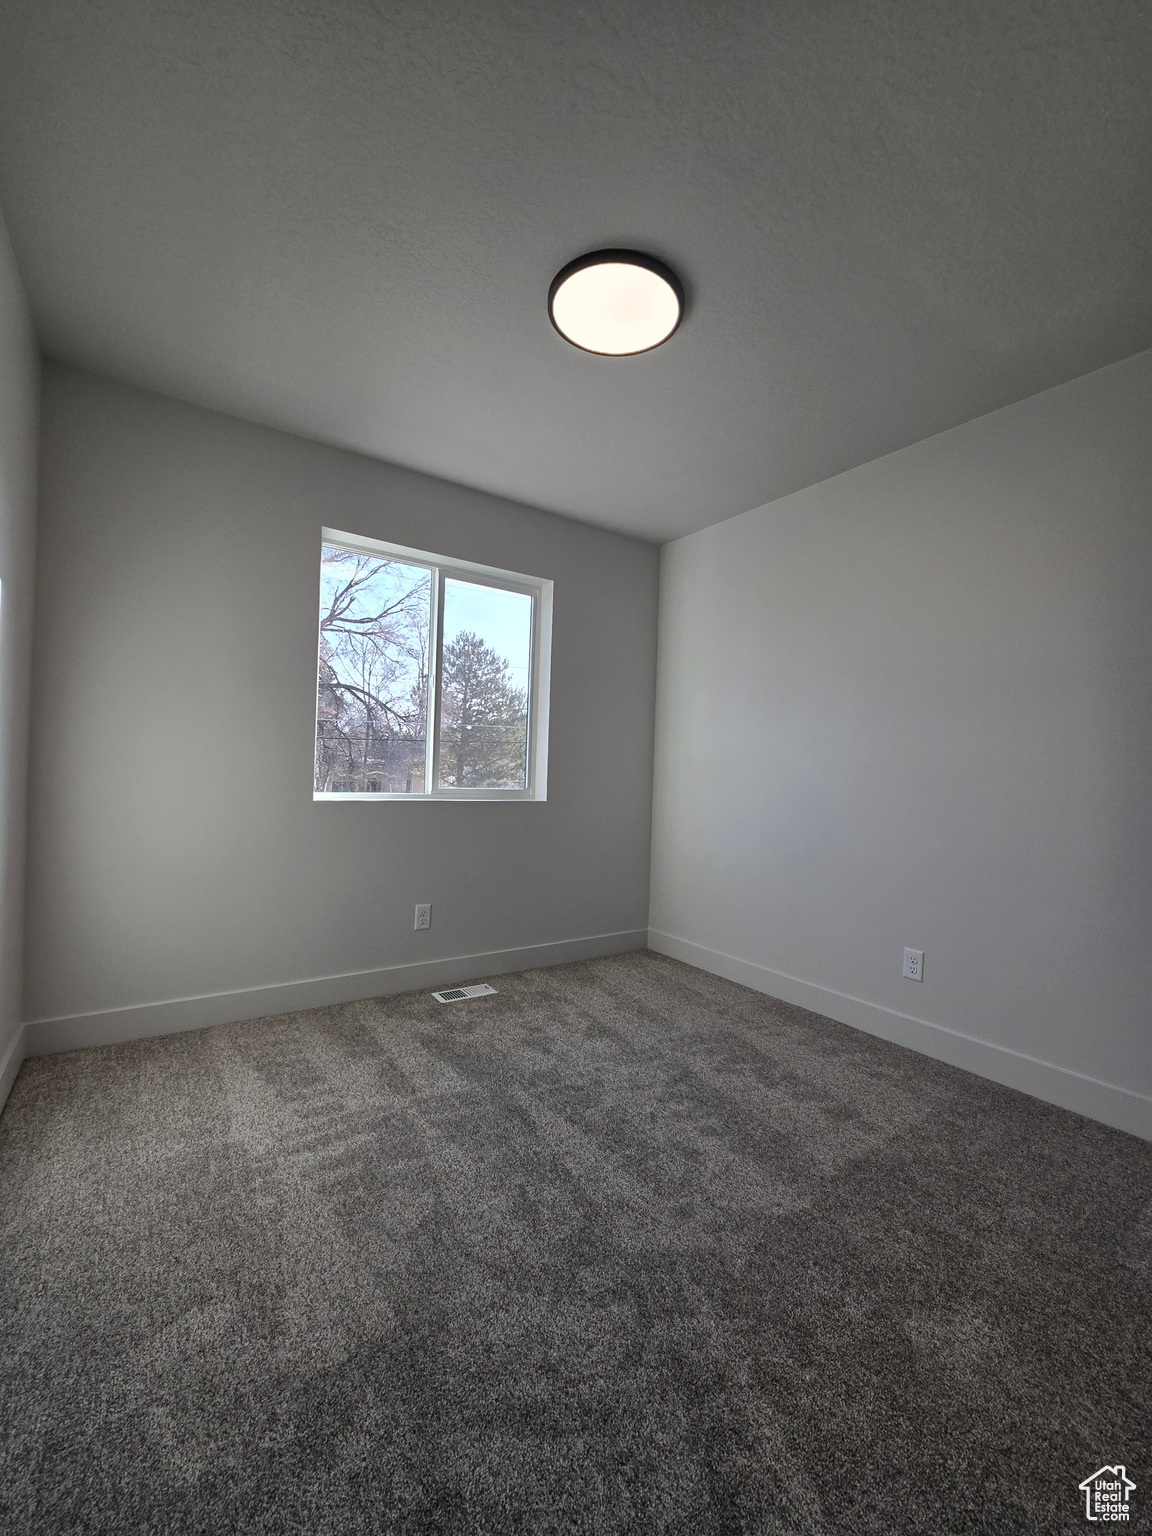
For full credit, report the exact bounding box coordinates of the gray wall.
[650,349,1152,1139]
[0,209,37,1105]
[26,366,658,1047]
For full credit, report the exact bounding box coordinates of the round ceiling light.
[548,249,684,356]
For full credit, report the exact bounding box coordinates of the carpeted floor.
[1,950,1148,1535]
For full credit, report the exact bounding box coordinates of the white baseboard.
[24,929,649,1056]
[648,929,1151,1142]
[0,1024,26,1113]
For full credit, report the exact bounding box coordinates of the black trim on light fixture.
[548,249,685,355]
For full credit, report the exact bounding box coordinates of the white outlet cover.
[414,903,431,930]
[903,947,924,981]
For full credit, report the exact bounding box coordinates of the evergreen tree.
[439,631,527,787]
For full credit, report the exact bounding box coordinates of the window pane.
[315,547,431,793]
[438,580,531,789]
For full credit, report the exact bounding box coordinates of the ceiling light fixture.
[548,249,684,356]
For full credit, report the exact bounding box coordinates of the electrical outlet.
[903,947,923,982]
[414,903,431,931]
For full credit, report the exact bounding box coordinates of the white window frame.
[314,528,552,802]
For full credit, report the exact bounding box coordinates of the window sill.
[312,791,545,803]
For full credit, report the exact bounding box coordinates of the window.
[314,529,551,800]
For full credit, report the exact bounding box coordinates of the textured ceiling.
[1,0,1150,541]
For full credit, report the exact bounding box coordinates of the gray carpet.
[1,950,1148,1535]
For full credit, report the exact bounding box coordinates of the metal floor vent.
[431,983,498,1003]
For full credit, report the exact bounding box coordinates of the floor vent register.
[431,984,499,1003]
